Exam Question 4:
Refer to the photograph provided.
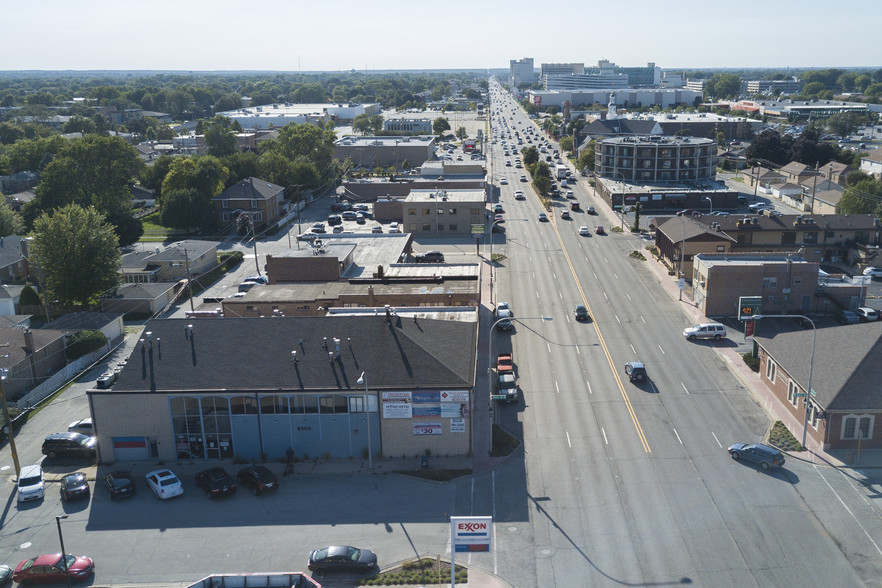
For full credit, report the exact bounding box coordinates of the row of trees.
[745,128,863,168]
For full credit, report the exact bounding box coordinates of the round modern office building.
[595,136,717,183]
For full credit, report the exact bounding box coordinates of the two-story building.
[213,177,285,232]
[120,240,219,283]
[401,189,486,237]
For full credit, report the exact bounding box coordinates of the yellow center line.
[550,213,652,453]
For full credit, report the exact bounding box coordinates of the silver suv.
[683,322,727,341]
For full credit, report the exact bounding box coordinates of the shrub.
[19,285,41,306]
[742,351,760,371]
[65,330,108,360]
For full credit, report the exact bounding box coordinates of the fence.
[14,342,112,410]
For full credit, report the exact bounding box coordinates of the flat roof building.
[335,135,436,169]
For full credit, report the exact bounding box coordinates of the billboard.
[451,516,492,552]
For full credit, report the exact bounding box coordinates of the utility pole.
[179,246,194,312]
[0,369,21,478]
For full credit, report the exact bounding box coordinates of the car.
[574,305,589,321]
[676,209,701,217]
[863,267,882,279]
[42,432,96,459]
[586,206,596,214]
[499,177,508,185]
[495,301,512,318]
[60,472,90,502]
[496,308,514,330]
[835,310,860,325]
[95,371,116,389]
[342,211,358,221]
[311,223,327,233]
[856,307,879,322]
[415,251,445,263]
[728,442,785,470]
[560,210,570,220]
[195,467,237,499]
[244,275,268,285]
[237,465,279,495]
[0,564,11,585]
[145,469,184,500]
[13,554,94,585]
[330,203,353,212]
[683,322,727,341]
[595,225,605,235]
[493,204,504,213]
[67,418,93,435]
[332,225,344,233]
[711,211,730,217]
[748,203,773,212]
[624,361,647,383]
[520,175,527,182]
[538,213,548,222]
[297,233,319,242]
[494,214,504,223]
[238,281,260,293]
[352,204,369,212]
[327,214,343,226]
[514,190,525,200]
[565,190,574,198]
[505,160,512,166]
[17,464,44,503]
[388,222,400,233]
[371,225,383,234]
[579,226,590,236]
[308,545,378,574]
[104,470,136,499]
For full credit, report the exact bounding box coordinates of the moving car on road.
[574,305,589,321]
[579,226,590,236]
[538,213,548,222]
[624,361,647,383]
[728,442,785,470]
[595,225,605,235]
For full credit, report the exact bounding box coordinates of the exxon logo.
[458,522,487,532]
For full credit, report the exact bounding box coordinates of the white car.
[146,469,184,500]
[863,267,882,279]
[579,226,590,236]
[499,177,508,185]
[17,464,44,503]
[388,222,400,233]
[68,418,93,435]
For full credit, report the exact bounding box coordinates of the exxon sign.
[450,516,492,552]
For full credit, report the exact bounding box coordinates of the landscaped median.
[359,557,467,586]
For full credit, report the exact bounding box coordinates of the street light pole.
[677,216,687,301]
[752,314,816,449]
[704,196,713,215]
[488,218,526,305]
[357,371,373,470]
[55,514,72,588]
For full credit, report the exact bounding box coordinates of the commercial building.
[544,74,629,91]
[88,315,477,462]
[730,99,869,118]
[585,60,661,87]
[402,189,486,237]
[383,118,433,134]
[578,112,761,143]
[595,136,718,183]
[334,135,436,169]
[540,63,584,77]
[528,88,702,110]
[216,102,381,130]
[746,79,802,95]
[509,58,535,85]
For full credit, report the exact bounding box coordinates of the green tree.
[533,173,551,195]
[31,204,121,306]
[159,188,214,230]
[433,117,451,137]
[706,73,742,99]
[203,115,238,157]
[521,146,539,165]
[105,211,144,247]
[161,156,229,200]
[0,202,23,237]
[214,93,242,112]
[62,115,98,135]
[0,122,26,145]
[221,151,260,186]
[266,123,337,176]
[139,155,175,196]
[559,136,573,153]
[352,113,374,135]
[801,81,826,98]
[577,140,596,173]
[838,178,882,215]
[456,127,468,141]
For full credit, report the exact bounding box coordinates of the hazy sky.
[3,0,880,72]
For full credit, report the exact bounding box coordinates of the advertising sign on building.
[382,391,412,419]
[441,403,464,418]
[449,418,466,433]
[440,390,469,403]
[413,422,442,435]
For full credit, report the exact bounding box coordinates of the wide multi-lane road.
[483,82,882,586]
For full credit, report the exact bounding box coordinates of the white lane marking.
[630,344,636,355]
[603,292,608,300]
[558,291,562,299]
[658,345,665,355]
[547,342,551,353]
[626,293,632,301]
[673,428,683,445]
[614,273,619,279]
[601,427,609,445]
[616,315,621,324]
[553,272,557,280]
[586,380,592,395]
[575,345,580,355]
[814,464,882,558]
[640,315,646,324]
[566,430,572,448]
[555,381,560,395]
[536,290,540,298]
[681,382,690,395]
[604,257,608,263]
[593,272,598,280]
[711,432,722,448]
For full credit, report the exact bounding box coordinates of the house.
[799,178,843,214]
[754,320,882,451]
[101,282,179,316]
[779,162,817,185]
[652,216,736,278]
[0,327,68,400]
[5,189,36,212]
[859,149,882,179]
[745,167,786,194]
[120,240,219,283]
[213,177,285,231]
[88,314,477,463]
[0,171,38,195]
[819,161,852,184]
[41,311,125,347]
[0,236,30,283]
[770,182,803,207]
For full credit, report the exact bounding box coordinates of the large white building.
[509,57,535,85]
[217,103,380,130]
[540,63,584,77]
[528,88,703,109]
[544,73,629,91]
[383,118,433,134]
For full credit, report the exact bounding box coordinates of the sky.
[2,0,880,72]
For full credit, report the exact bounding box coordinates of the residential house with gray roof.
[213,177,285,231]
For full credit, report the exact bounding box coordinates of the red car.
[595,225,605,235]
[13,553,94,584]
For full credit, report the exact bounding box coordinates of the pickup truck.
[496,353,513,373]
[494,353,518,403]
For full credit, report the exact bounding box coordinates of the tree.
[456,127,468,141]
[838,178,882,216]
[559,136,573,153]
[31,204,121,306]
[62,115,98,135]
[161,156,229,200]
[521,146,539,165]
[745,130,790,166]
[0,202,23,237]
[577,140,596,173]
[352,114,373,135]
[0,122,26,145]
[801,82,826,98]
[203,116,238,157]
[433,117,450,136]
[159,188,214,230]
[266,123,337,176]
[105,211,144,247]
[214,93,242,112]
[533,173,551,195]
[221,151,260,186]
[706,73,741,99]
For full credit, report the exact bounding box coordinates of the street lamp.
[356,371,373,470]
[487,316,552,421]
[751,314,816,449]
[55,514,72,588]
[676,216,687,301]
[703,196,713,215]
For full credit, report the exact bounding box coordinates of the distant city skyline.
[2,0,879,72]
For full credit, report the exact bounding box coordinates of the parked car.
[238,281,260,293]
[574,305,589,321]
[95,371,117,389]
[863,267,882,279]
[244,275,268,285]
[835,310,860,325]
[17,464,44,503]
[341,211,358,221]
[415,251,445,263]
[493,204,504,213]
[67,418,93,435]
[104,470,136,499]
[388,222,400,233]
[683,323,727,341]
[624,361,647,383]
[311,222,327,233]
[856,307,879,322]
[195,467,237,499]
[42,433,96,459]
[728,442,785,470]
[676,209,701,217]
[145,469,184,500]
[332,225,344,233]
[330,203,353,212]
[0,565,11,585]
[307,545,378,574]
[327,214,343,226]
[13,554,94,585]
[60,472,90,502]
[237,465,279,495]
[371,225,383,234]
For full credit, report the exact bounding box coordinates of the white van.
[17,464,44,503]
[683,323,727,341]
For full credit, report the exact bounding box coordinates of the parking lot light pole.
[752,314,816,449]
[56,514,72,588]
[357,372,373,470]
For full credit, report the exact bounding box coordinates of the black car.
[308,545,378,574]
[104,470,136,499]
[237,465,279,496]
[415,251,445,263]
[574,305,589,321]
[194,467,237,498]
[728,443,786,470]
[41,433,96,459]
[624,361,647,383]
[327,214,343,226]
[60,473,89,502]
